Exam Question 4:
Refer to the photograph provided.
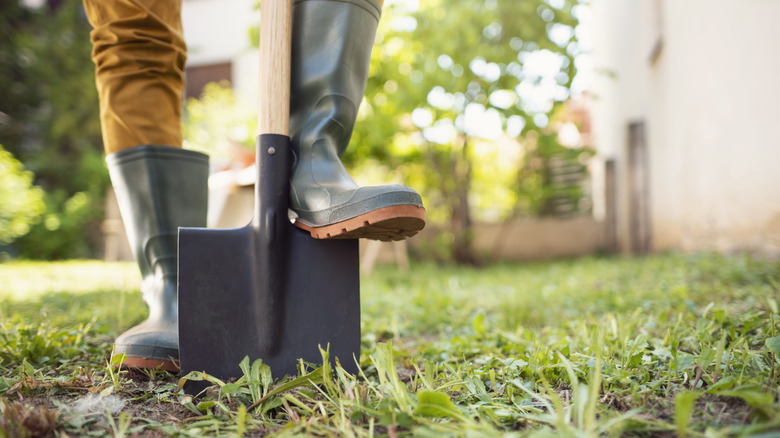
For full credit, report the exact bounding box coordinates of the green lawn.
[1,253,779,436]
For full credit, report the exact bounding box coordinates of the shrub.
[0,145,44,249]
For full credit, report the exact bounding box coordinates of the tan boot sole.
[294,205,426,241]
[114,356,180,373]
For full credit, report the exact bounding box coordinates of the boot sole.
[294,205,426,241]
[114,356,180,373]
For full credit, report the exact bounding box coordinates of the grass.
[0,252,779,436]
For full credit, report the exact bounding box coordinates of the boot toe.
[293,184,422,225]
[329,185,423,222]
[292,185,426,240]
[113,320,178,363]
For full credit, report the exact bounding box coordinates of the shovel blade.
[178,224,359,392]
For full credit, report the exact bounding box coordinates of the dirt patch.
[634,391,753,437]
[692,394,750,426]
[1,371,201,437]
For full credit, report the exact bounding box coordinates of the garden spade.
[177,0,359,392]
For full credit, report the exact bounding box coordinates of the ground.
[0,253,779,436]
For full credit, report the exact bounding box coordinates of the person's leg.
[83,0,208,370]
[83,0,186,153]
[289,0,426,241]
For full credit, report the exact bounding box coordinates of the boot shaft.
[290,0,381,158]
[107,145,209,280]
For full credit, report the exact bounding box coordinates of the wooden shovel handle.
[258,0,292,136]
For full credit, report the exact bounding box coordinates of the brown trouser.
[83,0,186,154]
[83,0,385,154]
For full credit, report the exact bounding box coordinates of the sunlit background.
[2,0,779,265]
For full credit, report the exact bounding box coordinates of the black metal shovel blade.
[177,134,360,393]
[178,226,359,390]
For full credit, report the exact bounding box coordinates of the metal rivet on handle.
[268,147,276,155]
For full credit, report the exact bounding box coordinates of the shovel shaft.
[259,0,292,136]
[252,0,293,355]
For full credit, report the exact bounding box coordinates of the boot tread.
[294,205,425,241]
[114,356,180,372]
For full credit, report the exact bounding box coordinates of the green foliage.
[514,130,594,217]
[350,0,587,262]
[15,190,102,259]
[182,81,258,169]
[1,253,780,436]
[0,1,108,259]
[415,390,465,420]
[0,145,44,247]
[0,319,96,367]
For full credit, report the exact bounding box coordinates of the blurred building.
[181,0,259,102]
[590,0,780,255]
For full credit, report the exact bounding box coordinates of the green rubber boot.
[107,145,209,370]
[289,0,426,241]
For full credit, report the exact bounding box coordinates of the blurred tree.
[0,0,108,259]
[0,145,45,250]
[349,0,585,264]
[0,1,38,147]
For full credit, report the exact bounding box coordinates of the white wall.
[182,0,258,66]
[591,0,780,255]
